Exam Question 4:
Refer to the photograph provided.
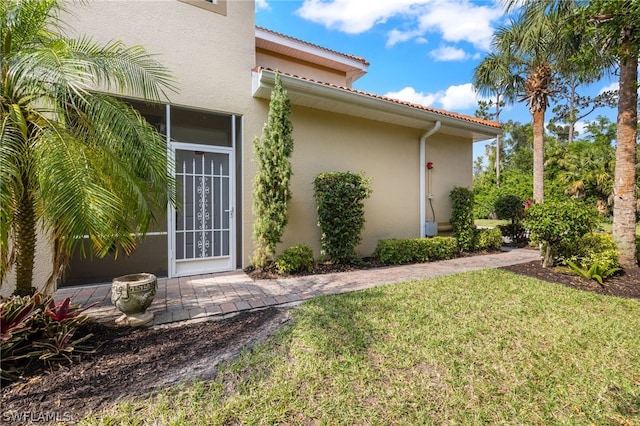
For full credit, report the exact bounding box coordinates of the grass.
[475,219,508,228]
[84,269,640,425]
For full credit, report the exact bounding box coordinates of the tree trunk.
[495,93,501,187]
[14,185,37,296]
[532,109,545,203]
[612,49,638,271]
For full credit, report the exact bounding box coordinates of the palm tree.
[497,1,591,203]
[1,0,176,296]
[473,53,523,187]
[515,0,638,270]
[490,16,555,203]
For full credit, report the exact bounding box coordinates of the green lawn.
[85,270,640,425]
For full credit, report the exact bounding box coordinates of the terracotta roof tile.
[255,67,501,130]
[256,26,370,66]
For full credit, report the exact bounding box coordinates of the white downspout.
[419,121,441,237]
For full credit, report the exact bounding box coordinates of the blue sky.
[254,0,620,161]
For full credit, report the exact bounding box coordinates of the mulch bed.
[2,251,639,424]
[500,260,640,299]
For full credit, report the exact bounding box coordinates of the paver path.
[55,248,540,326]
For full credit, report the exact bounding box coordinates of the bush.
[636,235,640,266]
[420,237,459,261]
[498,223,529,245]
[524,199,600,267]
[313,172,372,264]
[275,244,315,274]
[449,187,475,251]
[373,237,458,265]
[1,293,95,382]
[494,195,525,224]
[372,239,415,265]
[559,232,620,272]
[473,228,502,251]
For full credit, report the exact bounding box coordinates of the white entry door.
[169,143,235,277]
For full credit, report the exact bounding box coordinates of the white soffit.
[252,68,501,142]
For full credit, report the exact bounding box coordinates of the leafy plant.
[373,239,416,265]
[276,244,315,274]
[313,172,372,264]
[1,293,96,382]
[473,228,503,251]
[498,223,529,245]
[494,195,525,224]
[373,237,458,265]
[450,187,475,251]
[414,237,459,261]
[252,73,294,268]
[565,260,620,285]
[524,199,599,267]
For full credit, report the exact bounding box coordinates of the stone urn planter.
[111,273,157,326]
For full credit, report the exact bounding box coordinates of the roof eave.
[255,27,369,82]
[252,68,501,142]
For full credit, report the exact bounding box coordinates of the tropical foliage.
[0,0,175,295]
[474,0,639,271]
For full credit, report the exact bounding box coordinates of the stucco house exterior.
[1,0,500,295]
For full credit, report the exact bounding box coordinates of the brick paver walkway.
[54,248,539,327]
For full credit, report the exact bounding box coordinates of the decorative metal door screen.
[174,148,232,272]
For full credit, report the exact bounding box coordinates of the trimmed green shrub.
[373,237,458,265]
[372,239,415,265]
[419,237,459,261]
[524,199,600,267]
[473,228,503,251]
[494,195,525,224]
[313,172,372,264]
[1,293,95,382]
[450,187,475,251]
[275,244,315,274]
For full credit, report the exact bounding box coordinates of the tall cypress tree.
[252,73,294,267]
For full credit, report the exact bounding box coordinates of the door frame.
[167,142,236,278]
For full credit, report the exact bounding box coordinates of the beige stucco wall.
[256,49,349,87]
[65,0,257,115]
[252,105,474,261]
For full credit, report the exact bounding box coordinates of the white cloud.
[599,82,618,94]
[429,45,468,61]
[295,0,502,50]
[574,120,588,135]
[417,0,502,50]
[296,0,424,34]
[384,83,483,111]
[439,83,480,110]
[255,0,271,11]
[384,87,441,107]
[387,28,424,47]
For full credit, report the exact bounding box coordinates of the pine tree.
[252,73,294,267]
